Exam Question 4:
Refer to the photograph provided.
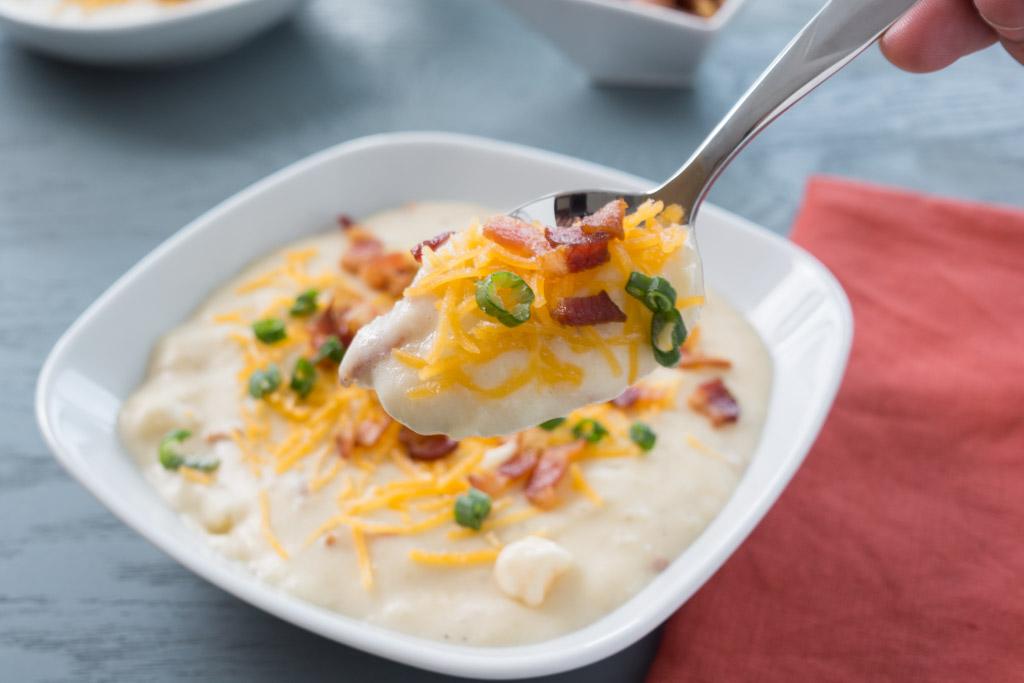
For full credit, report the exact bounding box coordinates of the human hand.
[881,0,1024,71]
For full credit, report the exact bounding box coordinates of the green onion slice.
[651,308,687,367]
[475,271,534,327]
[572,418,608,444]
[290,357,316,398]
[538,417,566,431]
[248,364,281,399]
[625,272,653,301]
[630,422,657,451]
[252,318,287,344]
[158,429,219,472]
[625,271,676,313]
[289,289,319,317]
[313,335,345,364]
[454,488,492,530]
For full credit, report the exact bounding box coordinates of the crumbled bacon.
[468,444,540,496]
[482,216,549,256]
[525,441,583,508]
[204,430,233,444]
[398,427,459,461]
[355,418,391,448]
[551,291,627,326]
[334,423,355,459]
[610,383,669,410]
[610,385,642,409]
[411,231,454,262]
[468,471,506,497]
[688,378,740,427]
[544,225,611,273]
[340,228,385,273]
[578,199,626,239]
[309,300,378,350]
[679,349,733,370]
[497,448,540,480]
[337,214,355,230]
[358,252,418,297]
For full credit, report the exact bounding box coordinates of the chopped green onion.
[625,271,653,300]
[454,488,492,530]
[289,289,319,317]
[248,364,281,399]
[538,417,566,431]
[252,318,287,344]
[572,418,608,444]
[644,277,677,313]
[313,335,345,364]
[630,422,657,451]
[625,271,676,313]
[158,429,219,473]
[651,308,687,367]
[475,271,535,327]
[290,357,316,398]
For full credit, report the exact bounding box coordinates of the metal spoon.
[511,0,918,227]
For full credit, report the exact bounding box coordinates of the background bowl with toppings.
[36,132,851,679]
[0,0,306,66]
[498,0,748,88]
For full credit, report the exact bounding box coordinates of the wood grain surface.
[1,1,1022,681]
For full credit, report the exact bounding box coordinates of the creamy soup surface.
[119,201,773,646]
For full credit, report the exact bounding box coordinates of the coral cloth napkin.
[647,176,1024,682]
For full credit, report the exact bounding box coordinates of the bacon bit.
[468,470,506,497]
[551,291,627,326]
[204,431,233,444]
[688,378,740,427]
[679,349,733,370]
[578,199,626,239]
[335,423,356,459]
[610,385,642,409]
[482,216,549,256]
[340,228,385,274]
[498,448,539,480]
[411,231,454,262]
[525,441,583,509]
[398,427,459,461]
[324,533,338,547]
[610,383,669,410]
[337,214,356,230]
[309,300,379,351]
[358,251,418,297]
[355,418,391,448]
[544,225,611,273]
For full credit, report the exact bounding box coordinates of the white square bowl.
[36,132,851,679]
[498,0,748,88]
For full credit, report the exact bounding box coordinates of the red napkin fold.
[647,176,1024,682]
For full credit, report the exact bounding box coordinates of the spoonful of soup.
[340,0,917,438]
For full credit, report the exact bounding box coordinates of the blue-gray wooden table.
[2,1,1022,681]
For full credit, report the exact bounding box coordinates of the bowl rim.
[509,0,749,32]
[35,131,852,679]
[0,0,282,34]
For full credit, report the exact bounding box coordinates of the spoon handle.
[654,0,918,218]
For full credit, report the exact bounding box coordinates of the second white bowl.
[499,0,747,88]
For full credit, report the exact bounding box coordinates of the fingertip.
[880,0,997,73]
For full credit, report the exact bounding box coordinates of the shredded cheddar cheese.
[396,200,695,399]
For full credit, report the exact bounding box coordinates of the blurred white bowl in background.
[499,0,748,88]
[0,0,306,66]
